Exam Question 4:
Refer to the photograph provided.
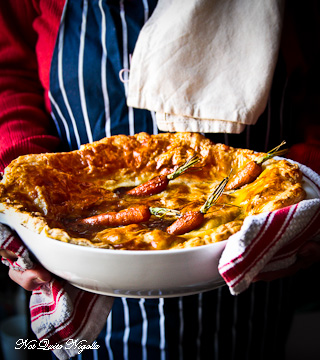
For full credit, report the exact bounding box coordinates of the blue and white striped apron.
[49,1,296,359]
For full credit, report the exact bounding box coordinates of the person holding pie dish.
[1,1,320,360]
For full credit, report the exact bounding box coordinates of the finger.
[8,264,52,291]
[0,249,18,261]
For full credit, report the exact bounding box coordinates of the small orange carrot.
[126,155,200,196]
[77,205,151,227]
[226,141,287,191]
[225,161,262,191]
[126,174,169,196]
[166,210,205,236]
[166,174,229,235]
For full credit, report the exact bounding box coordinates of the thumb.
[8,264,52,291]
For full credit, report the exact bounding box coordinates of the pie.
[0,132,306,250]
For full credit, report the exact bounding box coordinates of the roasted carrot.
[126,175,169,196]
[226,141,287,191]
[77,205,151,227]
[126,155,200,196]
[225,161,262,191]
[166,174,230,235]
[166,210,205,236]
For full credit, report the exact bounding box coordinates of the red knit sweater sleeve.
[0,0,62,173]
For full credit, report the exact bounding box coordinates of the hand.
[1,249,52,291]
[254,241,320,282]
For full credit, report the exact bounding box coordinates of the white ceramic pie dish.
[1,161,319,299]
[0,212,227,298]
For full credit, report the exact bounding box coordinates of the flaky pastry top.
[0,132,306,250]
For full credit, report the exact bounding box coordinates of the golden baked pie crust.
[0,132,306,250]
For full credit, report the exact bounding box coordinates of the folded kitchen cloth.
[218,162,320,295]
[127,0,285,134]
[0,224,114,360]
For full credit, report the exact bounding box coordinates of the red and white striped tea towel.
[218,162,320,295]
[0,225,114,360]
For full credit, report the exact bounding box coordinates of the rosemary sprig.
[256,140,287,165]
[150,207,181,218]
[167,155,200,180]
[200,173,230,214]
